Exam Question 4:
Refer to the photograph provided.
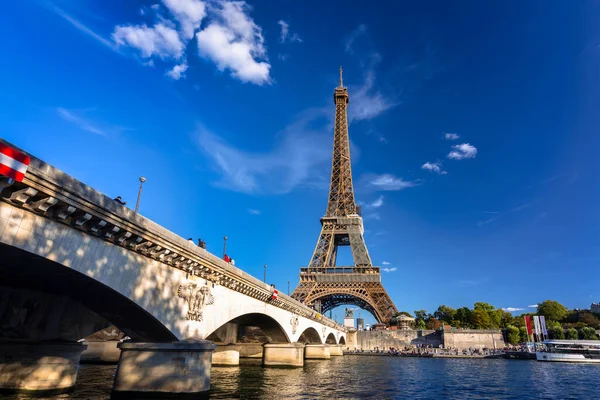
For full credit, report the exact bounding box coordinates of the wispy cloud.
[502,307,525,312]
[362,173,419,191]
[382,267,397,273]
[47,4,117,52]
[455,278,488,288]
[345,24,367,53]
[382,261,391,265]
[196,108,331,194]
[528,304,538,308]
[166,61,188,80]
[365,195,384,209]
[56,108,106,136]
[477,203,531,227]
[421,161,447,175]
[444,133,460,140]
[277,20,302,43]
[248,209,260,215]
[448,143,478,160]
[348,69,397,122]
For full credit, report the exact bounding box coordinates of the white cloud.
[48,4,117,52]
[196,108,332,194]
[278,20,302,43]
[382,267,397,273]
[113,23,184,59]
[444,133,460,140]
[448,143,478,160]
[278,53,289,62]
[348,70,397,121]
[56,108,106,136]
[345,24,367,53]
[502,307,525,312]
[421,162,447,175]
[196,1,270,85]
[365,174,418,191]
[528,304,538,308]
[369,195,383,208]
[163,0,206,39]
[382,261,391,265]
[248,209,261,215]
[166,61,188,79]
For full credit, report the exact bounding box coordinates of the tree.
[549,326,565,339]
[455,307,472,328]
[579,327,598,340]
[474,302,495,312]
[505,325,520,344]
[566,328,578,340]
[489,309,505,329]
[537,300,568,322]
[416,319,426,330]
[471,309,491,329]
[414,310,428,322]
[519,326,529,342]
[433,305,456,324]
[426,318,441,330]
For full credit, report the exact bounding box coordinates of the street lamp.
[263,264,267,283]
[135,176,146,213]
[287,281,290,296]
[223,236,228,258]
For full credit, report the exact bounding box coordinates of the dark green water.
[3,356,600,399]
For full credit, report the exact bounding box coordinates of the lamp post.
[287,281,290,296]
[135,176,146,213]
[263,264,267,283]
[223,236,228,258]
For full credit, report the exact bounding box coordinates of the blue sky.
[2,1,600,325]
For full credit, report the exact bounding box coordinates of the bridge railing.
[0,139,346,333]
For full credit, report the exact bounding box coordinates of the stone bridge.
[0,139,346,396]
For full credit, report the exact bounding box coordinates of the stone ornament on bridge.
[290,313,299,334]
[322,326,327,339]
[177,282,214,322]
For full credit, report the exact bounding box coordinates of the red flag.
[271,289,278,300]
[0,142,30,182]
[524,316,533,336]
[223,254,230,262]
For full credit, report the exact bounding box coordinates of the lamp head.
[139,176,146,183]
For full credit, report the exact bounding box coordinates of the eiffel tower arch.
[292,68,398,323]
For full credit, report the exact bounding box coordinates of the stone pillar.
[112,341,216,398]
[234,343,264,358]
[80,340,121,363]
[304,344,331,359]
[0,341,87,394]
[262,343,305,367]
[329,344,343,356]
[213,344,240,366]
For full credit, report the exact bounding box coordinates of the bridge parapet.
[0,139,345,333]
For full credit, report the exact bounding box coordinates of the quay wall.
[348,329,505,350]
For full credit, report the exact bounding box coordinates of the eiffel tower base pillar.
[304,344,331,360]
[262,343,305,367]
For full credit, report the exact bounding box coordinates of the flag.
[271,289,278,300]
[524,316,533,335]
[0,142,30,182]
[533,316,541,335]
[540,316,548,336]
[223,254,230,262]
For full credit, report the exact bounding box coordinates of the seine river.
[3,356,600,399]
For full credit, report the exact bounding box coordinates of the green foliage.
[549,326,565,339]
[414,310,428,322]
[579,327,598,340]
[470,309,491,329]
[433,305,456,324]
[455,307,472,328]
[566,328,578,340]
[474,302,495,312]
[537,300,568,322]
[505,325,521,344]
[416,319,426,330]
[519,326,529,342]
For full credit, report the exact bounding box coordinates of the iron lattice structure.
[292,68,398,323]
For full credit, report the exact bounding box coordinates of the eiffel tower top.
[326,67,355,217]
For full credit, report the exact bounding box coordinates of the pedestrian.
[114,196,126,205]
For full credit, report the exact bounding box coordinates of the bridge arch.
[0,243,177,342]
[305,291,385,322]
[297,327,322,344]
[206,313,289,344]
[339,336,346,345]
[325,332,336,344]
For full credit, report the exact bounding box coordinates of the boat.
[536,340,600,363]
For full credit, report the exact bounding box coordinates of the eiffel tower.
[291,68,398,323]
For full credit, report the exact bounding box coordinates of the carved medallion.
[290,314,299,334]
[177,282,214,322]
[322,326,326,338]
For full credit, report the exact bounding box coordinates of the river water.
[3,356,600,399]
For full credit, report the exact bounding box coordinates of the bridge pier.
[213,344,240,366]
[304,344,331,359]
[0,341,87,394]
[112,341,216,399]
[80,340,121,363]
[262,343,305,367]
[329,344,343,356]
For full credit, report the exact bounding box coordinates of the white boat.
[536,340,600,363]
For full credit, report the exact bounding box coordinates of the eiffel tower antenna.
[291,69,398,323]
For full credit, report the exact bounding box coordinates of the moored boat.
[536,340,600,363]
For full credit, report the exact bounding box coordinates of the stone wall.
[442,330,505,349]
